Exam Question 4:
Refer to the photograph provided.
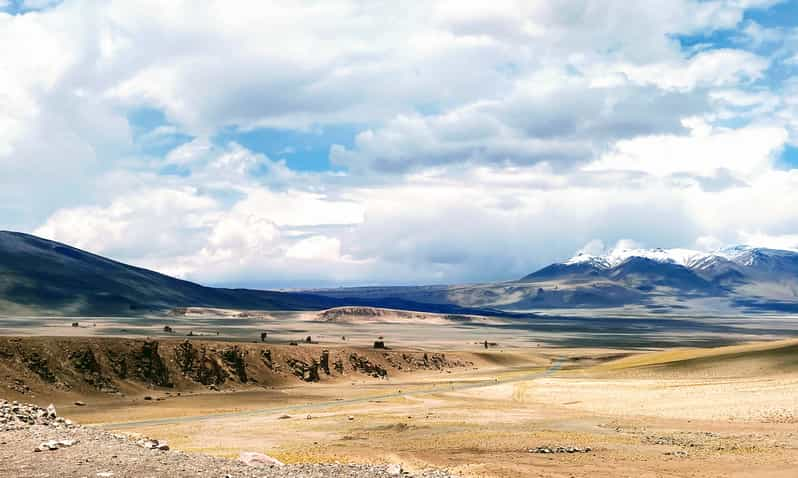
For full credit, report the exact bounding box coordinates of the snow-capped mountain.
[517,245,798,312]
[566,247,711,269]
[560,245,798,277]
[308,244,798,314]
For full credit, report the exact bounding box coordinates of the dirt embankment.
[586,338,798,379]
[316,307,454,324]
[0,337,475,401]
[313,306,504,326]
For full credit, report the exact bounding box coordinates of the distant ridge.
[312,245,798,313]
[0,231,514,317]
[4,231,798,316]
[0,231,344,315]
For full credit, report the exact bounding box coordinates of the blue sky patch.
[127,108,194,157]
[214,124,362,172]
[744,1,798,28]
[777,144,798,169]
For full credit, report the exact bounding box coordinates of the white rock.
[386,463,403,476]
[239,451,284,467]
[136,438,167,450]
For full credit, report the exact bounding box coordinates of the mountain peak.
[564,247,713,269]
[541,244,798,283]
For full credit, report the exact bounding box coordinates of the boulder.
[34,439,78,452]
[136,438,169,451]
[239,451,284,467]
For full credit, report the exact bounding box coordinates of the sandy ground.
[4,306,798,349]
[34,339,792,478]
[3,309,798,477]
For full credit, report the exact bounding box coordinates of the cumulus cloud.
[33,188,219,258]
[610,49,770,91]
[736,231,798,251]
[29,139,798,285]
[3,0,798,287]
[586,120,788,176]
[331,73,713,173]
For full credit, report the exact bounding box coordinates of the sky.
[1,0,798,288]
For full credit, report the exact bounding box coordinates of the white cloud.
[610,49,769,92]
[286,236,342,261]
[231,189,364,228]
[586,121,788,176]
[165,138,213,166]
[576,239,607,256]
[332,70,708,172]
[3,0,798,287]
[736,231,798,251]
[30,143,798,285]
[34,187,218,258]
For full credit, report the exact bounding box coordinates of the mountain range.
[0,231,496,316]
[1,230,797,316]
[311,245,798,314]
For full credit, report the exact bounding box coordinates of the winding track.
[97,357,565,430]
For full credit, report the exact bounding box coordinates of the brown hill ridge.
[0,337,474,401]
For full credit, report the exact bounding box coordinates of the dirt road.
[96,357,565,429]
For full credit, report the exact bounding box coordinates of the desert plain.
[2,307,798,477]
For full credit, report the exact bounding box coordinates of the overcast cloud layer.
[2,0,798,287]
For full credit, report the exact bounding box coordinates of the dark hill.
[520,262,607,281]
[0,231,341,315]
[608,257,715,292]
[0,231,509,317]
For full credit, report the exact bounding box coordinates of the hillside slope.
[589,339,798,379]
[0,231,340,315]
[0,231,514,317]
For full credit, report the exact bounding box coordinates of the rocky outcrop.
[381,352,468,372]
[221,347,248,382]
[133,341,172,388]
[0,337,474,396]
[174,341,197,375]
[334,357,344,374]
[173,341,229,386]
[69,348,116,393]
[22,351,57,384]
[260,349,274,369]
[1,400,76,432]
[529,446,591,454]
[286,358,320,382]
[105,350,129,379]
[320,350,330,375]
[348,353,387,378]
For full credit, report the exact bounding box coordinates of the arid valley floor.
[2,308,798,477]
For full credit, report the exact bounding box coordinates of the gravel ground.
[1,400,456,478]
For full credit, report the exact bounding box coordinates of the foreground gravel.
[1,400,456,478]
